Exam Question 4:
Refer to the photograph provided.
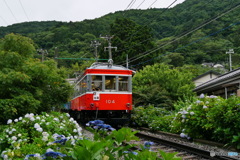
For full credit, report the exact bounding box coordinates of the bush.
[0,111,180,159]
[171,95,240,148]
[0,112,82,159]
[132,105,173,131]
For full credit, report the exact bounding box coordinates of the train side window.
[81,77,87,93]
[91,75,102,91]
[119,76,129,91]
[105,76,116,91]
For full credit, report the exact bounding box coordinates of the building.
[193,70,221,87]
[193,68,240,98]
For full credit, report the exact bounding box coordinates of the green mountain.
[0,0,240,68]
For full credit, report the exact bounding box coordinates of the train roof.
[87,62,132,71]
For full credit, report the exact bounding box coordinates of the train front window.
[105,76,116,91]
[91,75,102,91]
[119,76,129,91]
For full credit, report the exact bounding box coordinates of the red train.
[69,62,133,125]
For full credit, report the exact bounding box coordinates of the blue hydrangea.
[123,151,138,155]
[144,141,154,150]
[42,151,66,159]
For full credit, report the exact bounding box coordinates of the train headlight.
[90,103,94,108]
[126,103,131,108]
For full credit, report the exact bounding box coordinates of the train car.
[70,62,133,125]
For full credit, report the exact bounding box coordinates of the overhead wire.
[0,15,8,26]
[125,0,136,10]
[120,1,240,66]
[3,0,18,23]
[129,0,137,10]
[136,0,146,9]
[116,0,177,55]
[115,0,214,62]
[117,0,215,64]
[148,0,158,8]
[131,21,240,67]
[18,0,30,21]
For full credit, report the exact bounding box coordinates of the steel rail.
[135,132,239,160]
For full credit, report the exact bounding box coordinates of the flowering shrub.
[0,111,180,160]
[171,94,240,148]
[0,112,82,159]
[132,105,173,131]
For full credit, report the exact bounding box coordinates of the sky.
[0,0,185,27]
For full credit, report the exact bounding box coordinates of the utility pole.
[226,49,234,71]
[126,54,129,69]
[54,47,59,67]
[91,40,101,62]
[100,35,117,65]
[37,49,48,62]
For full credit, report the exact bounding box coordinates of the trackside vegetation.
[0,34,72,124]
[132,95,240,149]
[0,112,182,160]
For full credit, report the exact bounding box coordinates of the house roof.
[192,70,221,81]
[193,68,240,93]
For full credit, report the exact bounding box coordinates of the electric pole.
[126,54,129,69]
[54,47,59,67]
[91,40,101,62]
[226,49,234,71]
[100,35,117,65]
[37,49,48,62]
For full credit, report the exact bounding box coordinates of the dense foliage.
[132,105,173,132]
[132,95,240,149]
[171,95,240,149]
[0,0,239,69]
[0,34,72,124]
[132,63,195,109]
[0,112,181,160]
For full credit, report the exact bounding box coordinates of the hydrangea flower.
[199,93,205,98]
[11,136,17,141]
[196,100,201,104]
[24,153,41,160]
[190,111,194,115]
[36,128,43,132]
[7,119,12,124]
[203,106,208,109]
[182,115,186,119]
[180,133,185,138]
[123,151,138,155]
[42,149,67,159]
[210,95,217,98]
[144,141,154,150]
[34,123,41,129]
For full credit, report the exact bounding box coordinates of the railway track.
[134,130,239,160]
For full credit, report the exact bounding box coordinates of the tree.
[0,34,72,124]
[105,17,154,67]
[132,63,195,109]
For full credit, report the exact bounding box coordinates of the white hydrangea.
[36,128,43,132]
[30,117,35,121]
[34,123,40,129]
[11,136,17,141]
[46,148,54,152]
[7,119,12,124]
[66,113,70,117]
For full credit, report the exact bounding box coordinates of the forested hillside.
[0,0,239,70]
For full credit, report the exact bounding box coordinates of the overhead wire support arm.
[91,40,101,62]
[100,35,117,66]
